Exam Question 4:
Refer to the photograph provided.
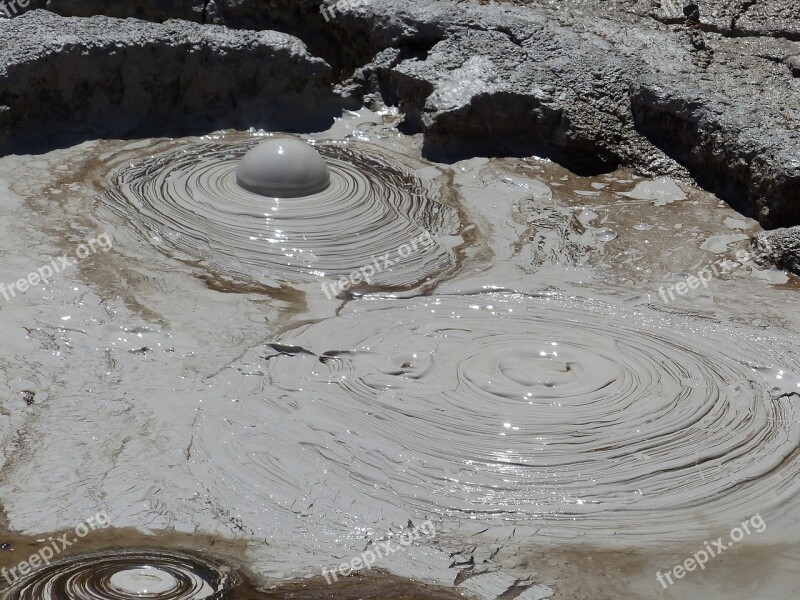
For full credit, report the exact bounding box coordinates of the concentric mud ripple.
[97,139,460,289]
[1,549,237,599]
[246,293,800,534]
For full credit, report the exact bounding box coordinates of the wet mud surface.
[0,109,798,599]
[98,136,461,291]
[0,529,466,599]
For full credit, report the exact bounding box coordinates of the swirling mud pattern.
[249,292,800,538]
[1,550,238,600]
[97,139,460,290]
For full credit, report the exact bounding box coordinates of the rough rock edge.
[0,1,798,232]
[0,10,350,151]
[630,77,800,229]
[2,0,218,23]
[545,0,800,42]
[332,0,799,228]
[44,0,230,24]
[752,226,800,274]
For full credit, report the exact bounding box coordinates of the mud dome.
[97,134,461,290]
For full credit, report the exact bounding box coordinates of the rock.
[751,226,800,274]
[44,0,312,26]
[630,76,800,228]
[787,55,800,77]
[43,0,319,27]
[708,0,800,40]
[384,26,645,173]
[346,0,799,225]
[0,10,348,151]
[0,0,798,228]
[515,0,800,40]
[683,2,700,22]
[45,0,208,22]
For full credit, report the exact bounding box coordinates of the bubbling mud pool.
[0,549,237,600]
[0,532,468,600]
[2,108,800,600]
[96,136,462,291]
[213,291,800,539]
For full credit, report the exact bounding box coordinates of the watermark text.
[656,513,766,589]
[1,510,112,587]
[0,233,113,302]
[321,231,435,299]
[322,520,436,584]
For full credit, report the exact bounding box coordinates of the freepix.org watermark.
[656,513,766,589]
[0,0,32,19]
[0,233,113,302]
[657,248,754,304]
[322,520,436,584]
[1,510,111,587]
[321,231,434,299]
[319,0,370,22]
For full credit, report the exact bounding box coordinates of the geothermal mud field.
[0,1,799,599]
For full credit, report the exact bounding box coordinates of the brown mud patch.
[0,527,469,599]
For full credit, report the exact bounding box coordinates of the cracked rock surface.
[339,0,799,227]
[0,1,798,229]
[514,0,800,40]
[45,0,212,23]
[0,10,344,150]
[753,225,800,273]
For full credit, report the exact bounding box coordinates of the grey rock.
[341,0,799,225]
[514,0,800,41]
[45,0,207,22]
[752,226,800,274]
[1,0,798,229]
[787,55,800,77]
[42,0,318,27]
[384,26,654,173]
[0,10,347,151]
[630,76,800,228]
[699,0,800,40]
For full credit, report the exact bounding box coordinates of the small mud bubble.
[591,228,617,242]
[235,139,330,197]
[1,549,238,600]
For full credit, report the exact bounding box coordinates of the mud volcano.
[97,136,460,290]
[219,291,800,538]
[1,3,799,600]
[0,550,237,600]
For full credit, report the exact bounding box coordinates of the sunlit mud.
[97,136,462,292]
[218,292,800,538]
[1,549,236,600]
[0,529,464,600]
[0,108,798,599]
